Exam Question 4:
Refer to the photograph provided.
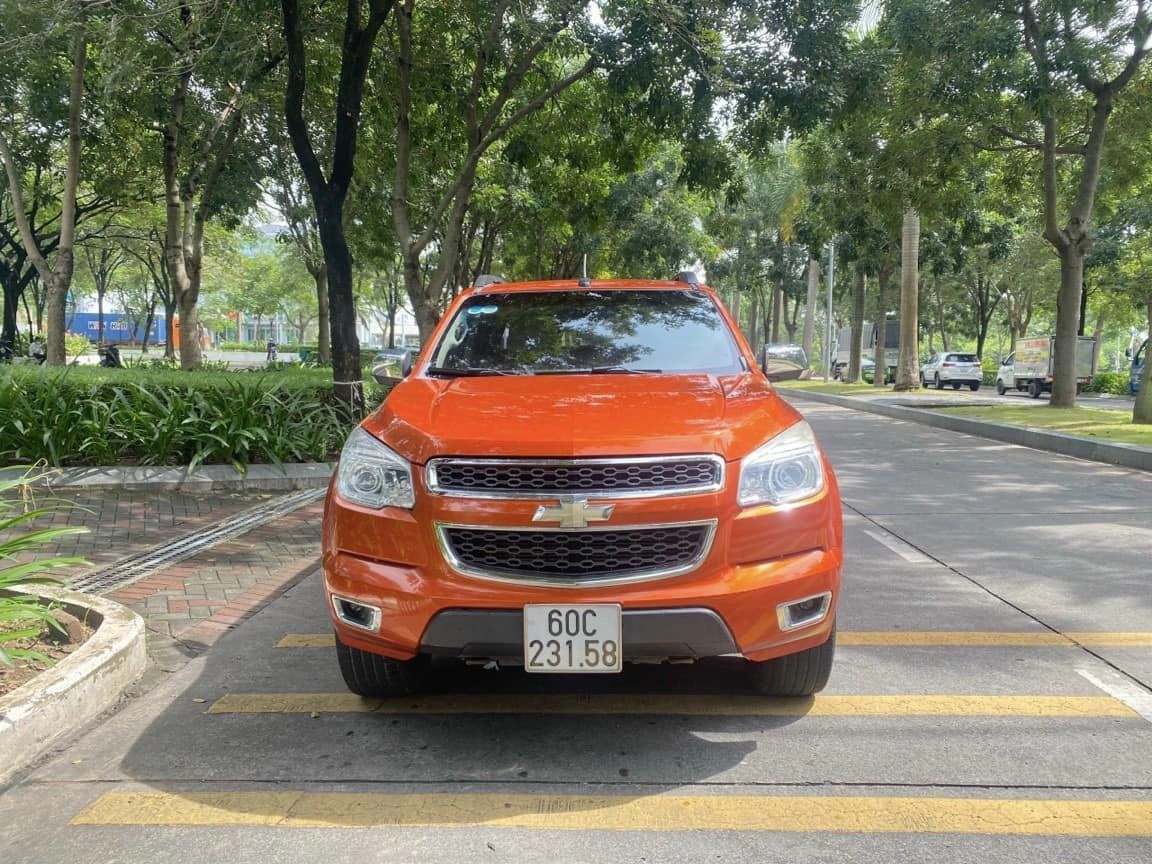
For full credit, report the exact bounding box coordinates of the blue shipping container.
[66,312,166,344]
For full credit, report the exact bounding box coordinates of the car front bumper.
[324,544,841,664]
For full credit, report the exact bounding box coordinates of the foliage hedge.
[1083,371,1132,395]
[0,366,355,470]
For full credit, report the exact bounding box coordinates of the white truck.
[832,320,899,383]
[995,336,1097,398]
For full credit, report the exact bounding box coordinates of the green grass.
[775,380,879,395]
[934,405,1152,448]
[776,380,946,397]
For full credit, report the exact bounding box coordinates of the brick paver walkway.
[105,501,322,649]
[35,488,273,568]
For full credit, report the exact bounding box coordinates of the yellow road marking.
[72,792,1152,835]
[276,632,1152,649]
[840,632,1152,647]
[206,692,1136,718]
[276,633,335,648]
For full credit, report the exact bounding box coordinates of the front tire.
[934,373,943,390]
[969,382,980,391]
[748,628,836,697]
[996,379,1006,395]
[336,634,424,697]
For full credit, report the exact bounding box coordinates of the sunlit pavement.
[2,398,1151,862]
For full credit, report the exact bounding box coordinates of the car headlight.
[335,427,415,509]
[737,420,825,507]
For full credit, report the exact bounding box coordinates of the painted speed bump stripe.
[275,632,1152,649]
[72,792,1152,835]
[205,692,1138,717]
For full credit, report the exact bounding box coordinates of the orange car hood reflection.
[362,372,801,464]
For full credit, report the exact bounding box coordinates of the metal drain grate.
[70,487,326,595]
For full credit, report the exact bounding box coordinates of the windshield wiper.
[426,366,519,377]
[532,365,663,375]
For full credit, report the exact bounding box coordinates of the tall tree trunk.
[1051,246,1086,407]
[163,301,176,358]
[770,285,783,343]
[314,262,331,364]
[847,266,865,384]
[748,292,760,355]
[97,287,105,345]
[0,20,85,366]
[873,264,889,388]
[802,256,819,363]
[1134,303,1152,425]
[141,299,156,353]
[895,209,921,390]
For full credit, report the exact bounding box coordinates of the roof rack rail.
[472,274,503,289]
[673,270,701,287]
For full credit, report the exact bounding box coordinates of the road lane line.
[276,632,1152,649]
[71,792,1152,835]
[861,529,935,564]
[205,692,1136,717]
[1077,667,1152,724]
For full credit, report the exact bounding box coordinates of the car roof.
[470,278,706,294]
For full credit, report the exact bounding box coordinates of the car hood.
[362,373,802,464]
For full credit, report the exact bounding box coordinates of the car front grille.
[426,456,723,498]
[438,522,716,584]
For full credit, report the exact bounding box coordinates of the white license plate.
[523,604,622,673]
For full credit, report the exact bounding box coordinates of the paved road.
[2,399,1151,861]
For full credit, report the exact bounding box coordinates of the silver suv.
[921,352,982,391]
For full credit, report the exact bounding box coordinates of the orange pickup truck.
[322,274,842,697]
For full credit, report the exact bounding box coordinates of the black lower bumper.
[419,608,738,662]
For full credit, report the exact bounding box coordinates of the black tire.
[748,628,836,697]
[1028,379,1042,399]
[934,373,943,390]
[996,379,1006,395]
[969,382,980,391]
[919,373,926,387]
[336,634,424,697]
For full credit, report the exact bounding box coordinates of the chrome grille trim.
[425,455,725,500]
[435,519,718,588]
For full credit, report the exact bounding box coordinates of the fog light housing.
[330,594,381,633]
[777,591,832,632]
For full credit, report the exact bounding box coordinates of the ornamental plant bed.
[0,610,94,698]
[0,366,365,469]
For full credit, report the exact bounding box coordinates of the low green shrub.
[64,333,92,357]
[0,366,352,469]
[1082,371,1131,395]
[0,470,89,667]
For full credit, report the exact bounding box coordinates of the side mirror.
[762,348,805,382]
[371,350,412,386]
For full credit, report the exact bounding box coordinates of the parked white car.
[921,351,982,391]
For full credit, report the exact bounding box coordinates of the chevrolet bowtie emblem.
[532,498,615,529]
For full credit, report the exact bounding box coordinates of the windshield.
[948,354,979,363]
[428,290,744,375]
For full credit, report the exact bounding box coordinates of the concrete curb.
[778,388,1152,473]
[0,587,146,786]
[1,462,334,492]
